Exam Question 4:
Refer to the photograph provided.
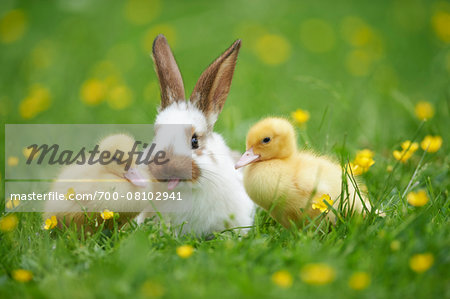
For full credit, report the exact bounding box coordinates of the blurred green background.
[0,0,449,298]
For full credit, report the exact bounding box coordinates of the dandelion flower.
[409,253,434,273]
[7,156,19,166]
[254,34,291,65]
[345,49,373,77]
[44,216,57,230]
[140,280,165,298]
[393,140,418,163]
[65,188,75,200]
[349,149,375,175]
[0,10,27,44]
[23,147,39,160]
[291,109,310,125]
[407,190,429,207]
[420,135,442,153]
[12,269,33,282]
[5,200,13,210]
[348,271,371,290]
[300,263,336,285]
[81,78,106,106]
[0,214,18,232]
[176,245,194,259]
[271,270,293,288]
[414,101,434,120]
[5,198,20,210]
[19,84,51,119]
[100,209,114,220]
[107,85,133,110]
[390,240,401,251]
[355,149,374,160]
[432,10,450,43]
[312,194,333,213]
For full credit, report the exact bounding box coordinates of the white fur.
[141,102,255,236]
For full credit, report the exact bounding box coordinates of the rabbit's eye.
[191,134,199,149]
[262,137,271,144]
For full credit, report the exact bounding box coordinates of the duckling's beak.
[124,168,149,187]
[235,147,260,169]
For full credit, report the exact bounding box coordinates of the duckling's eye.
[191,134,199,149]
[262,137,271,144]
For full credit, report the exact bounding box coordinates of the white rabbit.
[43,134,150,231]
[140,35,254,236]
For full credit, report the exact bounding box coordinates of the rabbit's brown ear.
[190,39,241,126]
[152,34,185,109]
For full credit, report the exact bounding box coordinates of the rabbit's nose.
[148,154,193,182]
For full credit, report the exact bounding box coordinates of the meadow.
[0,0,449,298]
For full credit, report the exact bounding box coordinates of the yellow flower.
[19,84,51,119]
[355,149,374,160]
[349,149,375,175]
[390,240,401,251]
[291,109,310,125]
[7,156,19,166]
[271,270,293,288]
[65,188,76,200]
[409,253,434,273]
[100,209,114,220]
[254,34,292,65]
[312,194,333,213]
[420,135,442,153]
[407,190,429,207]
[81,79,106,106]
[107,85,133,110]
[23,147,39,160]
[432,10,450,43]
[300,263,336,285]
[0,214,18,232]
[176,245,194,259]
[393,141,418,163]
[44,216,57,230]
[341,16,380,50]
[414,101,434,120]
[345,49,373,77]
[386,165,393,173]
[12,269,33,282]
[140,280,165,298]
[348,272,371,290]
[0,10,27,44]
[5,198,20,210]
[30,39,56,70]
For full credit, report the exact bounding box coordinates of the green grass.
[1,0,449,298]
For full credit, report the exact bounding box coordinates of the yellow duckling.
[235,117,370,228]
